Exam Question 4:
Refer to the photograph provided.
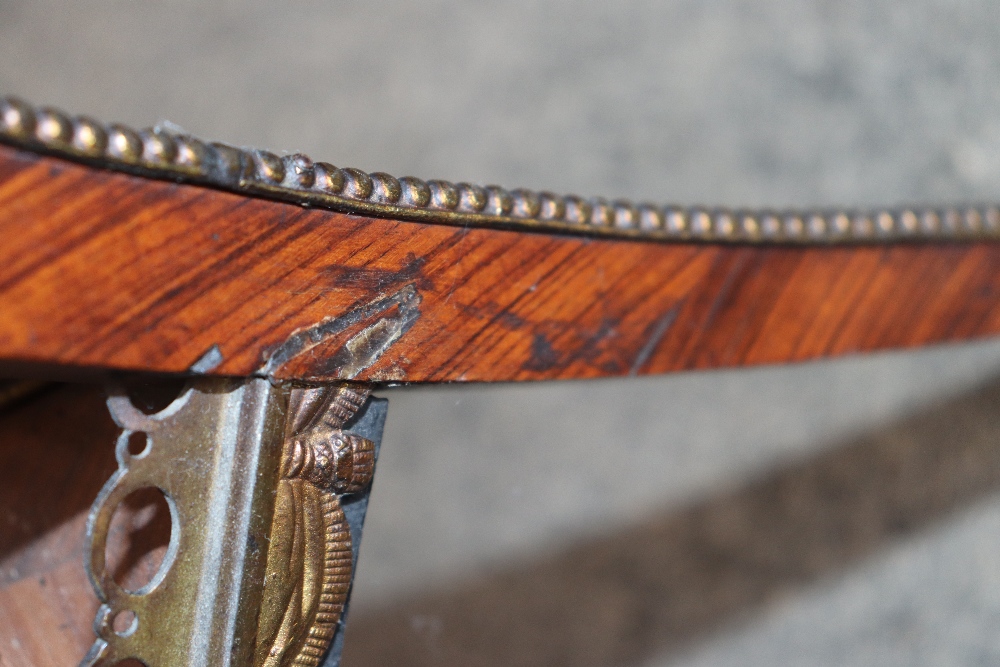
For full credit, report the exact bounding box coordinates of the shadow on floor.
[341,376,1000,667]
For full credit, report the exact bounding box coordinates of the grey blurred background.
[4,2,1000,665]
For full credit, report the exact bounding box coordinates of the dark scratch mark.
[497,311,529,329]
[629,304,681,376]
[461,299,624,374]
[323,254,431,292]
[525,333,559,371]
[259,284,422,378]
[573,318,619,365]
[703,251,751,330]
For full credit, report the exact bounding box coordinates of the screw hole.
[112,610,138,637]
[106,487,175,594]
[126,432,149,457]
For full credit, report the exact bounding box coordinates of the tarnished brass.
[81,378,381,667]
[3,95,1000,244]
[254,384,375,667]
[82,378,288,667]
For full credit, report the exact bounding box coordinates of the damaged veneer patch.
[260,284,421,382]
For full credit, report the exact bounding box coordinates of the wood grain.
[1,144,1000,383]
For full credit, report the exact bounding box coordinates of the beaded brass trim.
[2,96,998,244]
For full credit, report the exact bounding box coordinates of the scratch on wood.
[629,304,681,377]
[703,251,750,330]
[259,284,421,380]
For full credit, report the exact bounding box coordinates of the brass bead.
[899,210,918,234]
[964,207,982,232]
[342,168,373,200]
[638,204,664,231]
[210,143,246,182]
[665,208,687,234]
[589,198,614,227]
[712,210,734,237]
[510,189,540,218]
[283,154,315,189]
[852,214,874,238]
[538,192,566,220]
[174,136,210,170]
[943,209,962,233]
[807,214,827,238]
[783,214,804,238]
[0,97,36,138]
[612,201,636,229]
[875,211,895,235]
[313,162,344,195]
[563,196,592,225]
[370,172,402,204]
[252,150,284,183]
[986,207,1000,232]
[35,107,73,145]
[107,124,143,162]
[761,213,781,238]
[313,162,345,194]
[831,212,851,235]
[457,183,487,213]
[690,209,712,236]
[920,210,941,234]
[483,186,513,216]
[428,180,458,210]
[140,129,178,165]
[71,117,108,155]
[398,177,430,207]
[740,214,760,238]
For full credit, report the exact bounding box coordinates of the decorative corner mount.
[254,384,376,667]
[81,379,386,667]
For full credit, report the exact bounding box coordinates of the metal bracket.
[80,378,386,667]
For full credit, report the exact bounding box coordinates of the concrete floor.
[3,2,1000,665]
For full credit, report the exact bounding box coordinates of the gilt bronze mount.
[81,380,386,667]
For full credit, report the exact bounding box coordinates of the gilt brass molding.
[255,384,375,667]
[3,95,999,245]
[82,379,384,667]
[82,378,288,667]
